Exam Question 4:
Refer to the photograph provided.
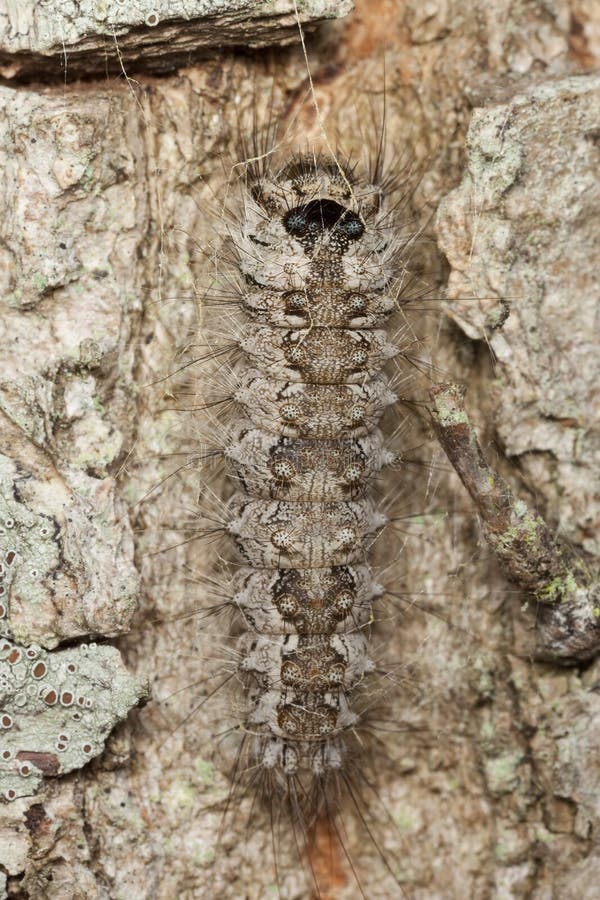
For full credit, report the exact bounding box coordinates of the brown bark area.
[1,1,599,898]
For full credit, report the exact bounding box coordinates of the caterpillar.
[129,60,523,898]
[132,47,524,900]
[129,50,530,891]
[141,113,449,897]
[224,147,397,787]
[0,5,593,896]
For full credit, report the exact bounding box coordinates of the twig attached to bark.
[429,382,600,662]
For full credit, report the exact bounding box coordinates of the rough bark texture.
[436,73,600,556]
[1,0,599,898]
[0,0,352,79]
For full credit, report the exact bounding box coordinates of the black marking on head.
[283,200,365,242]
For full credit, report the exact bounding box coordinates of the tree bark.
[1,1,599,897]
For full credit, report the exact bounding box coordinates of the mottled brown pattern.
[224,154,403,787]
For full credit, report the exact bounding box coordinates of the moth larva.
[138,81,520,896]
[173,136,424,894]
[229,155,391,753]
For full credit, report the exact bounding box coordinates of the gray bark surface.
[0,1,353,79]
[437,74,600,556]
[1,1,599,898]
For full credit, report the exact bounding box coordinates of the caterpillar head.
[252,153,382,225]
[239,153,393,291]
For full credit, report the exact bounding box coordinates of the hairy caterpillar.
[137,109,471,898]
[223,147,398,789]
[126,51,535,892]
[130,41,556,900]
[0,3,596,896]
[130,64,598,900]
[125,56,539,897]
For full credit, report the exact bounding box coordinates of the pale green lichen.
[394,865,418,885]
[473,656,495,700]
[433,395,469,427]
[165,777,199,811]
[478,670,494,699]
[495,843,508,862]
[393,806,417,832]
[535,828,555,845]
[538,571,579,603]
[0,637,147,801]
[194,847,216,867]
[0,496,59,641]
[30,273,48,293]
[487,305,507,327]
[481,720,495,741]
[513,499,528,518]
[0,453,139,647]
[194,757,215,786]
[484,750,524,795]
[495,509,543,552]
